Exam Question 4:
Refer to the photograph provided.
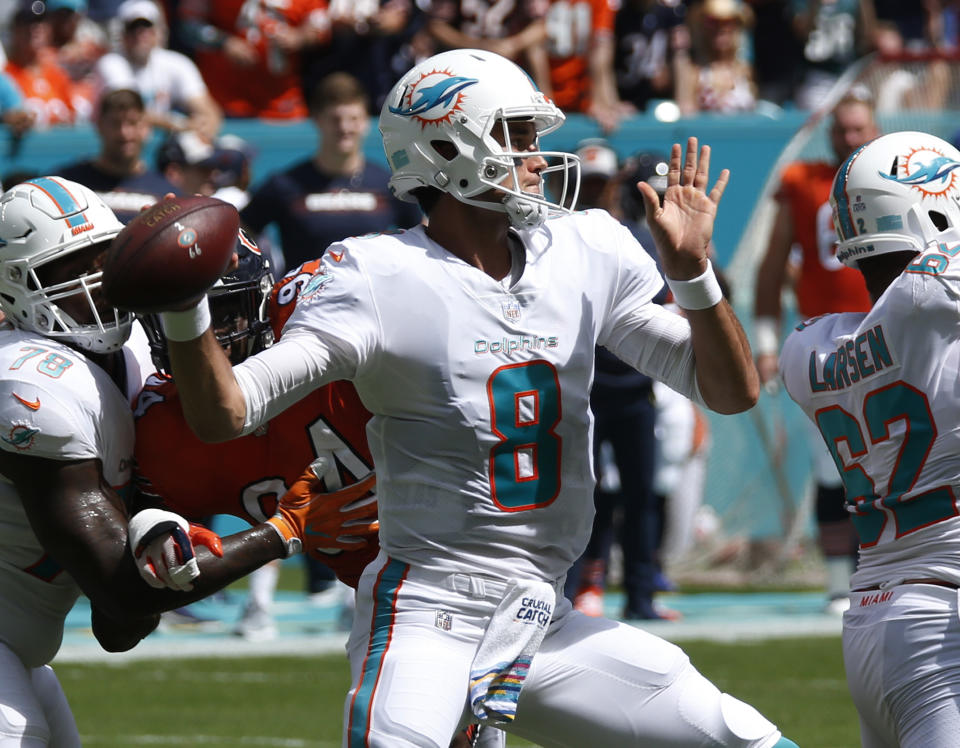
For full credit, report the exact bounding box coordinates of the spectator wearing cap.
[94,0,221,142]
[562,139,677,622]
[54,87,180,223]
[240,71,421,273]
[4,3,80,127]
[209,133,254,209]
[156,129,221,197]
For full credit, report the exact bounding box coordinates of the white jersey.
[235,210,703,582]
[780,241,960,590]
[94,47,209,116]
[0,323,153,667]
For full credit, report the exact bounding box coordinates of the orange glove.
[267,461,379,558]
[188,523,223,558]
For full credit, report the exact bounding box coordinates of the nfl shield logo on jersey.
[501,300,521,322]
[435,610,453,631]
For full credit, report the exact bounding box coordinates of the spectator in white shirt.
[94,0,221,141]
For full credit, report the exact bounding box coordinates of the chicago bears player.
[152,49,797,747]
[780,131,960,747]
[135,245,380,638]
[753,92,880,613]
[0,177,356,746]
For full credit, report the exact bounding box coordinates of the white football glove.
[128,508,208,591]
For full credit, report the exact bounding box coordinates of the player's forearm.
[168,327,247,442]
[689,301,759,413]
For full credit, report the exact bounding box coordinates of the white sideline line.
[53,617,842,665]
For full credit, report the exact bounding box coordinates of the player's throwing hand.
[638,136,729,282]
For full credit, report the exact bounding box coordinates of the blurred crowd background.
[1,0,958,144]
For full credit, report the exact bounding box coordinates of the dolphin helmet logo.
[879,146,960,197]
[389,69,478,129]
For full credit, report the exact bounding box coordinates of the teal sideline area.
[56,587,842,663]
[0,111,811,267]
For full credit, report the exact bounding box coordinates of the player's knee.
[815,485,848,523]
[677,667,781,746]
[0,702,50,746]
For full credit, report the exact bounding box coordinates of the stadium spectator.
[563,140,675,621]
[676,0,757,115]
[793,0,874,111]
[152,48,798,748]
[744,0,803,106]
[0,68,36,137]
[43,0,107,122]
[240,71,421,273]
[779,129,960,748]
[54,87,180,223]
[543,0,624,132]
[0,175,359,747]
[209,132,255,209]
[177,0,331,119]
[94,0,221,142]
[302,0,424,114]
[155,129,221,196]
[753,92,879,614]
[613,0,689,114]
[4,3,81,127]
[426,0,550,87]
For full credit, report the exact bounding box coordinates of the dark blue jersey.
[240,160,422,270]
[51,161,182,224]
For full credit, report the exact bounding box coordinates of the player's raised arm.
[639,137,758,414]
[103,196,249,441]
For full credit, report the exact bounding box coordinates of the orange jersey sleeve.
[134,375,374,525]
[776,161,872,318]
[547,0,616,112]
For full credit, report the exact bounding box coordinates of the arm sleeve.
[236,246,379,432]
[594,215,702,404]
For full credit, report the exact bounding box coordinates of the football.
[102,195,239,313]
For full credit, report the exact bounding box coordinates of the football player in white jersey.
[779,130,960,747]
[153,50,798,747]
[0,177,356,746]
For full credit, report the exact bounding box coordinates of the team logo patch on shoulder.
[879,145,960,198]
[389,69,478,129]
[2,424,38,450]
[299,267,334,302]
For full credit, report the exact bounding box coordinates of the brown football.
[102,195,239,313]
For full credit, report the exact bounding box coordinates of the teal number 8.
[487,361,562,511]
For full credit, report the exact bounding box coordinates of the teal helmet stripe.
[833,148,863,241]
[25,177,88,229]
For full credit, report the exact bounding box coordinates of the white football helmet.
[0,177,133,353]
[831,130,960,267]
[379,48,580,229]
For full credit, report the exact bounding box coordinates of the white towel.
[468,578,555,726]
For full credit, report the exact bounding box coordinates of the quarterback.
[157,50,798,747]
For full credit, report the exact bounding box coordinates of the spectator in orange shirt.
[177,0,331,120]
[544,0,624,132]
[4,4,79,127]
[42,0,107,122]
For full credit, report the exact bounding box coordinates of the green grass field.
[58,635,857,747]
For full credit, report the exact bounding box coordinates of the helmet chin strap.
[502,193,547,229]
